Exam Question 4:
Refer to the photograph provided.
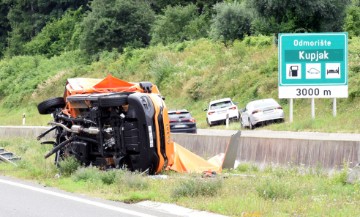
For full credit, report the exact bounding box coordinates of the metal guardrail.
[0,147,20,166]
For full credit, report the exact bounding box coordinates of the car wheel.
[206,118,212,127]
[240,120,245,129]
[37,97,66,115]
[248,118,254,130]
[98,95,128,107]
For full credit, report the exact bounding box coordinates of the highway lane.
[0,175,179,217]
[2,126,360,141]
[0,175,227,217]
[196,129,360,141]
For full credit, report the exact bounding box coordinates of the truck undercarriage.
[37,76,173,174]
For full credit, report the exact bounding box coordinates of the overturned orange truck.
[37,75,220,174]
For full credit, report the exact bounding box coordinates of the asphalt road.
[0,175,227,217]
[0,175,179,217]
[2,126,360,142]
[197,129,360,141]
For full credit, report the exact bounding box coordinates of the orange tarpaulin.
[169,131,240,173]
[169,143,222,173]
[65,75,160,95]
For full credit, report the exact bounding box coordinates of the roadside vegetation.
[1,1,360,216]
[1,36,360,133]
[0,138,359,217]
[1,0,360,133]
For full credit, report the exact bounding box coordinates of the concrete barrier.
[236,137,360,169]
[0,126,54,140]
[1,126,359,169]
[172,130,360,169]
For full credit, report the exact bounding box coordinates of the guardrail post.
[226,112,229,128]
[22,113,26,125]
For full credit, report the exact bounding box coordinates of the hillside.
[1,36,360,132]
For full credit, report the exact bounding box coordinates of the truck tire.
[37,97,65,115]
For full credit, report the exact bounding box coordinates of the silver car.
[240,98,284,129]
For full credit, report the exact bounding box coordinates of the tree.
[151,4,209,45]
[344,0,360,37]
[210,1,252,43]
[249,0,351,35]
[0,1,10,58]
[5,0,89,57]
[23,9,83,57]
[79,0,155,55]
[149,0,220,14]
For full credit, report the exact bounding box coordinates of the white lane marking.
[137,201,228,217]
[0,178,156,217]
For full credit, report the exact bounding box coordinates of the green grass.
[0,138,360,217]
[1,35,360,216]
[1,36,360,133]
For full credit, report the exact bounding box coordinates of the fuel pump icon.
[289,65,299,77]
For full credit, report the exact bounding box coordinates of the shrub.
[58,156,80,177]
[79,0,155,56]
[72,166,101,182]
[0,50,87,108]
[331,163,350,185]
[0,141,11,148]
[116,171,149,191]
[23,9,83,57]
[123,192,153,203]
[150,56,178,88]
[172,178,223,199]
[150,4,209,45]
[243,35,273,47]
[210,1,252,43]
[256,178,296,200]
[344,4,360,37]
[186,79,204,101]
[236,163,259,173]
[100,170,117,185]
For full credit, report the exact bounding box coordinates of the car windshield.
[168,112,191,119]
[210,101,232,110]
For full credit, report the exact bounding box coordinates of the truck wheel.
[37,97,65,115]
[98,95,128,107]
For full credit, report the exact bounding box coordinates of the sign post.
[278,33,348,120]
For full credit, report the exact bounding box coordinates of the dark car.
[168,109,197,133]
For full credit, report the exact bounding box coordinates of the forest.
[1,0,360,131]
[0,0,359,59]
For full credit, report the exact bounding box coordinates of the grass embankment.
[1,138,359,217]
[1,36,360,132]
